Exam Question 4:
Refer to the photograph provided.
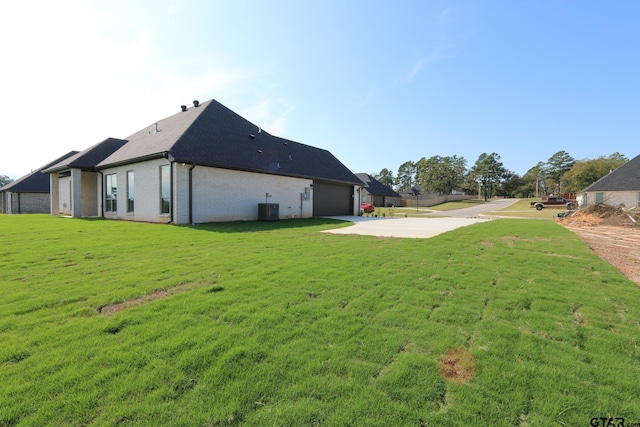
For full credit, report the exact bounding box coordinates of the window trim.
[160,165,170,215]
[595,192,604,203]
[126,170,134,213]
[105,173,118,213]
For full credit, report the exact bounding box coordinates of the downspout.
[188,164,195,225]
[169,160,174,224]
[98,171,104,217]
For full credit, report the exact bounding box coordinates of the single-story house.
[578,154,640,208]
[0,151,78,214]
[44,99,362,224]
[356,173,401,207]
[44,138,129,217]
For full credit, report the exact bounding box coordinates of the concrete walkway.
[323,198,519,239]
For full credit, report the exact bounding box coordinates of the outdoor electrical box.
[258,203,279,221]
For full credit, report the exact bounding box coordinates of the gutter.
[98,171,104,217]
[188,164,195,225]
[169,160,174,224]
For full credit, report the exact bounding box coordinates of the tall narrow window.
[160,165,170,214]
[105,174,117,212]
[126,171,134,213]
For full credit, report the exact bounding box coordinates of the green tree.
[470,153,506,201]
[376,168,395,189]
[0,175,13,187]
[562,153,628,193]
[546,151,575,194]
[500,170,524,197]
[522,162,548,197]
[415,155,466,194]
[395,161,416,193]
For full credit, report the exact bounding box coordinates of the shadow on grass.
[70,216,353,233]
[183,218,352,233]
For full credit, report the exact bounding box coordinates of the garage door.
[313,182,353,216]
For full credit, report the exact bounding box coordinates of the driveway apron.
[323,198,519,239]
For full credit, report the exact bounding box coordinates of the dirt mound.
[556,204,640,286]
[557,204,640,227]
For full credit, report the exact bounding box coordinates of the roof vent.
[258,126,262,134]
[258,149,262,154]
[249,134,256,139]
[193,100,200,107]
[181,105,187,112]
[154,123,160,134]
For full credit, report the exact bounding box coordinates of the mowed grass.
[1,215,639,426]
[485,198,568,220]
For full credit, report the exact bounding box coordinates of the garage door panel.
[313,182,353,216]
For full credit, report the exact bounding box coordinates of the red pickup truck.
[530,197,577,211]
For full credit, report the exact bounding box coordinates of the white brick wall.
[58,176,72,215]
[101,158,171,223]
[188,165,313,224]
[100,160,317,224]
[583,191,640,208]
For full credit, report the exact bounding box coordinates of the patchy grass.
[485,198,566,219]
[1,215,639,426]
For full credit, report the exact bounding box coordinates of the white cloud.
[240,98,296,137]
[407,49,443,82]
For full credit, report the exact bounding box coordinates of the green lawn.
[1,215,639,426]
[483,198,570,220]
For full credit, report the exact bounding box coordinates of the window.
[595,192,604,203]
[105,174,117,212]
[126,171,134,213]
[160,165,170,214]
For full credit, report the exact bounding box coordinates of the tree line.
[374,151,629,200]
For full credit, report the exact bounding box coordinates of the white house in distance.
[0,151,77,214]
[44,99,361,224]
[578,154,640,208]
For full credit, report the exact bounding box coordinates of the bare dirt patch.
[557,205,640,286]
[439,347,476,384]
[99,281,220,316]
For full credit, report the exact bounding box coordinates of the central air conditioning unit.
[258,203,279,221]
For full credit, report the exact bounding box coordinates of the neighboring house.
[44,138,129,217]
[0,151,78,214]
[356,173,401,207]
[579,154,640,208]
[45,99,361,224]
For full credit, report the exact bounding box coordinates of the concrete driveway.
[323,198,519,239]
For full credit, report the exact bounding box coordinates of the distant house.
[44,99,361,224]
[44,139,129,217]
[356,173,401,207]
[0,151,78,214]
[579,154,640,208]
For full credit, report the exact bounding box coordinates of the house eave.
[97,152,168,170]
[170,157,361,186]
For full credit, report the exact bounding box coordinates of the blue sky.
[1,0,638,180]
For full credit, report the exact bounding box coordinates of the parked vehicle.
[530,196,577,211]
[360,202,375,213]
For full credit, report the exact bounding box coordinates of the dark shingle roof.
[1,151,78,193]
[44,138,128,173]
[582,154,640,192]
[99,99,360,185]
[356,173,400,197]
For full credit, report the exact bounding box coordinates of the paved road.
[323,198,520,239]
